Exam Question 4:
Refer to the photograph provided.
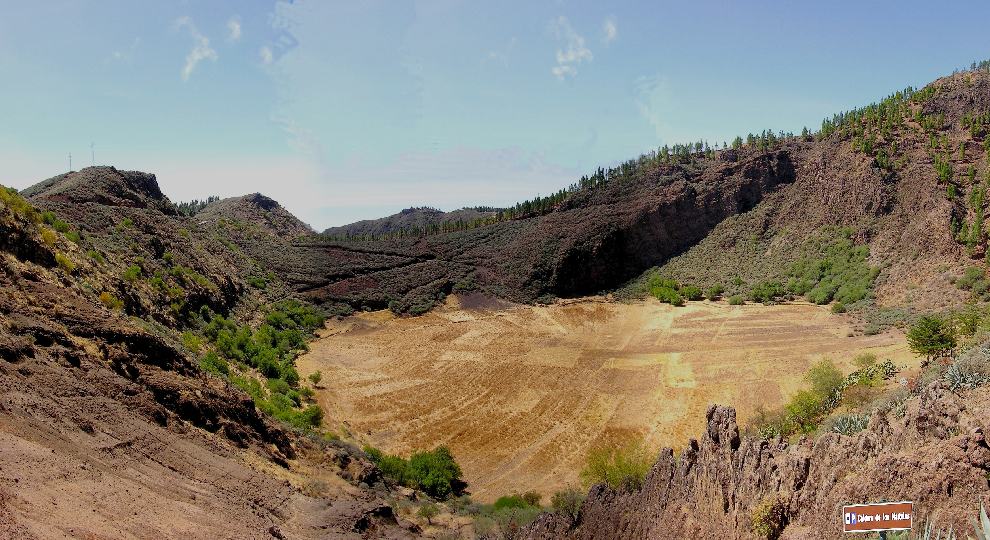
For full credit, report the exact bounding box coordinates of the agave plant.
[972,502,990,540]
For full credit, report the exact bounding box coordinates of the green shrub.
[647,276,685,306]
[40,227,57,247]
[494,495,530,511]
[705,284,725,300]
[522,491,542,507]
[750,281,786,304]
[199,352,230,377]
[308,370,323,386]
[55,253,75,273]
[0,185,41,223]
[580,438,653,491]
[831,302,846,314]
[748,359,843,438]
[751,497,788,539]
[365,446,412,486]
[679,285,703,301]
[408,446,463,499]
[550,489,584,519]
[87,250,105,264]
[416,502,439,524]
[365,445,464,500]
[122,264,142,282]
[826,412,870,435]
[267,377,291,395]
[728,295,745,305]
[907,315,957,360]
[99,291,123,310]
[786,231,879,305]
[181,331,203,353]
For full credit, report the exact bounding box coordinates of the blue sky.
[1,1,988,229]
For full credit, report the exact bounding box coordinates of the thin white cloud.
[603,16,617,44]
[549,16,592,80]
[108,37,141,63]
[634,75,672,140]
[259,46,274,65]
[485,36,517,66]
[175,16,217,81]
[226,17,242,42]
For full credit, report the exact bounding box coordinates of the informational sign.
[843,501,913,533]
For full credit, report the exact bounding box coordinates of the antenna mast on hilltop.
[68,152,72,171]
[91,142,95,166]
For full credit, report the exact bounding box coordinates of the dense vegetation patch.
[784,228,879,305]
[192,300,327,430]
[579,438,654,491]
[364,445,464,500]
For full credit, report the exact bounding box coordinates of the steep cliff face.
[523,384,990,539]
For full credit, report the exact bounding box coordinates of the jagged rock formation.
[523,385,990,539]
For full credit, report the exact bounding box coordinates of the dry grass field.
[297,295,914,501]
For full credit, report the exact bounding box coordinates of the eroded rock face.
[524,390,990,539]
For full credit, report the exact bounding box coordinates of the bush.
[647,276,684,306]
[580,438,653,491]
[181,331,203,353]
[40,227,57,247]
[55,253,75,273]
[748,359,843,438]
[907,315,957,359]
[199,352,230,377]
[416,502,439,524]
[0,185,41,223]
[123,264,142,282]
[956,266,987,291]
[366,446,464,500]
[87,250,105,264]
[831,302,846,314]
[408,446,463,500]
[550,489,584,519]
[751,497,788,539]
[494,495,530,511]
[679,285,703,301]
[309,370,323,386]
[521,491,542,507]
[99,291,123,310]
[728,295,745,305]
[786,231,879,305]
[750,281,786,304]
[705,284,725,300]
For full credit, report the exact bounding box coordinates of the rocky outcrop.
[524,385,990,539]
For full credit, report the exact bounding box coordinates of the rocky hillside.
[323,206,498,240]
[523,384,990,539]
[0,171,421,538]
[293,69,990,318]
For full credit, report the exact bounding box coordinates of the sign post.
[843,501,913,534]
